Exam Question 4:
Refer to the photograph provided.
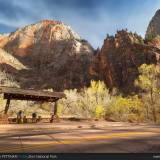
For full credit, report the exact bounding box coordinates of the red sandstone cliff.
[0,16,160,93]
[90,30,160,93]
[0,20,94,90]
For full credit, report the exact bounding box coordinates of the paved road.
[0,121,160,153]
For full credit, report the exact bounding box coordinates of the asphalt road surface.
[0,120,160,153]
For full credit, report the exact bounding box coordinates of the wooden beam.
[4,99,10,114]
[4,93,58,102]
[0,86,65,99]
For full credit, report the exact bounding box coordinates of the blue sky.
[0,0,159,48]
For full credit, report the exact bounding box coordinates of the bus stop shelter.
[0,86,65,123]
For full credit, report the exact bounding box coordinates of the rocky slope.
[145,9,160,49]
[0,20,94,90]
[146,9,160,40]
[90,30,160,93]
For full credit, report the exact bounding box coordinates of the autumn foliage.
[57,64,160,123]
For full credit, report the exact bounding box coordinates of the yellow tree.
[135,64,160,122]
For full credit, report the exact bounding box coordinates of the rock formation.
[146,9,160,40]
[90,30,160,94]
[145,9,160,49]
[0,11,160,94]
[0,20,94,90]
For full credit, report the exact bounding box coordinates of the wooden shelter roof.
[0,86,65,102]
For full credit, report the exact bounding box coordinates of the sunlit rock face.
[146,9,160,39]
[90,30,160,94]
[0,16,160,94]
[0,20,94,90]
[145,9,160,48]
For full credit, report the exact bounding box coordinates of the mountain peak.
[155,9,160,15]
[39,19,62,25]
[146,9,160,39]
[0,20,94,90]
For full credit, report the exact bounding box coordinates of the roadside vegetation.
[58,64,160,123]
[0,64,159,124]
[57,81,144,122]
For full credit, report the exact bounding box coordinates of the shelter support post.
[54,101,58,117]
[50,100,59,123]
[4,98,10,114]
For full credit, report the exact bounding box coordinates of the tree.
[135,64,160,122]
[58,80,112,119]
[108,95,143,122]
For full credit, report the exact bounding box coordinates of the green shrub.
[146,33,156,41]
